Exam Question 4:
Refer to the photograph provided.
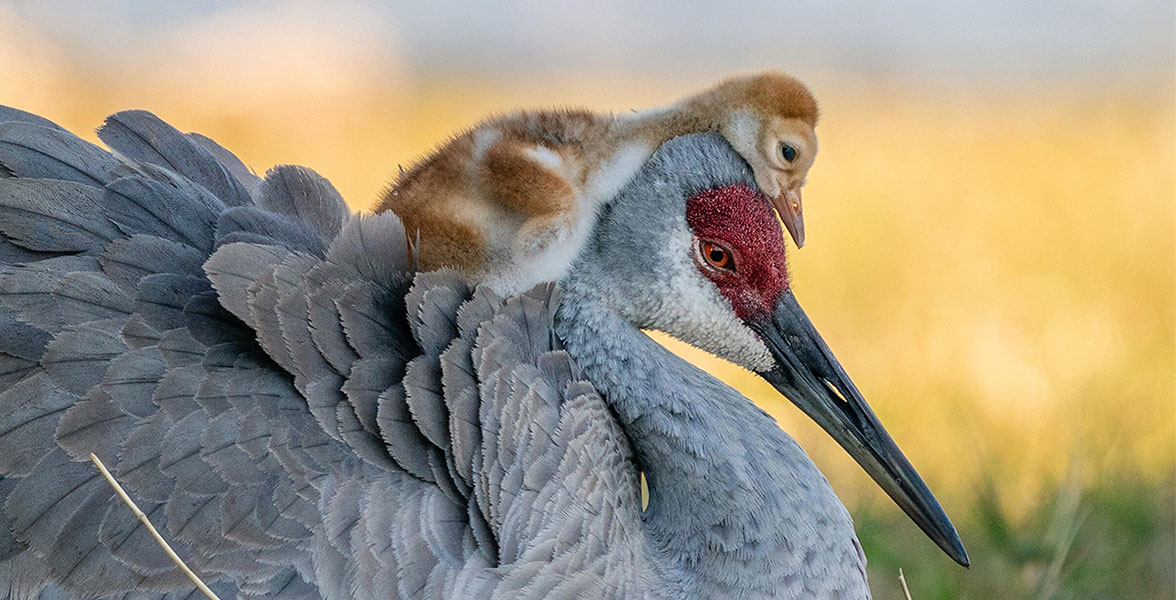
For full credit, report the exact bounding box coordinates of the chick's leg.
[479,140,580,257]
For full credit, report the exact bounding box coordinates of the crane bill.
[750,289,970,567]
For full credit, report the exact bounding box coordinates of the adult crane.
[0,107,966,599]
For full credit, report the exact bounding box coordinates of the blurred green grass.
[858,472,1175,599]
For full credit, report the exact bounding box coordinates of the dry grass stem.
[898,568,913,600]
[89,453,222,600]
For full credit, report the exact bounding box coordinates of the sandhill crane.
[0,106,966,600]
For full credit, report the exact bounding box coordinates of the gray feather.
[0,122,121,185]
[414,283,467,356]
[440,339,480,488]
[324,213,408,287]
[183,291,249,346]
[240,566,319,600]
[163,490,230,551]
[28,253,101,274]
[375,383,436,482]
[0,236,64,263]
[100,235,206,292]
[253,481,314,543]
[258,166,350,242]
[47,488,140,596]
[340,357,402,434]
[303,374,348,443]
[187,132,262,200]
[0,105,67,131]
[0,479,25,561]
[6,448,104,556]
[306,283,359,375]
[0,269,132,333]
[200,410,266,486]
[404,271,466,348]
[102,347,167,418]
[403,356,449,451]
[215,207,324,255]
[99,498,184,575]
[98,111,253,208]
[104,175,221,251]
[54,391,137,462]
[42,319,128,396]
[242,266,290,368]
[0,374,75,475]
[276,282,335,389]
[122,314,164,349]
[135,273,211,333]
[159,409,229,496]
[336,281,411,360]
[116,410,177,502]
[323,479,365,552]
[220,484,284,548]
[0,354,38,388]
[336,403,394,469]
[255,253,318,372]
[204,242,292,326]
[456,286,503,340]
[0,179,118,253]
[0,313,50,361]
[157,329,207,368]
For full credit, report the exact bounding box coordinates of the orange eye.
[700,240,735,272]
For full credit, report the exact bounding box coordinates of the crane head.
[582,133,968,567]
[688,179,969,568]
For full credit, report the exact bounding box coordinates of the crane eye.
[700,240,735,272]
[780,142,797,163]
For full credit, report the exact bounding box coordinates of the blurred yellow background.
[1,1,1172,596]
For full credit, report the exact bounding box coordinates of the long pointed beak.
[771,188,805,248]
[750,290,969,567]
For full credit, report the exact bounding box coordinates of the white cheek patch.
[626,226,774,373]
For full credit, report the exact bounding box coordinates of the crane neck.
[553,280,869,599]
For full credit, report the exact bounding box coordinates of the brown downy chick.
[378,71,818,294]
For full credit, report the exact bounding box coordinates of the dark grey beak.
[750,289,969,567]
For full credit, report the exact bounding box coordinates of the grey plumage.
[0,122,121,186]
[0,179,118,253]
[257,166,348,243]
[0,107,67,133]
[0,106,962,600]
[215,207,325,255]
[0,375,75,475]
[97,111,253,209]
[104,175,221,251]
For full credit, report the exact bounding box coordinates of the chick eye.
[780,142,797,163]
[700,240,735,272]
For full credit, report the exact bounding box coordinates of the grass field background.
[1,3,1173,598]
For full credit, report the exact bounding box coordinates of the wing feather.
[0,107,652,600]
[0,122,121,185]
[98,110,253,208]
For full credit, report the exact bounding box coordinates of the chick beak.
[772,188,805,248]
[750,289,970,567]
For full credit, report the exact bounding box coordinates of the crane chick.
[378,71,818,293]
